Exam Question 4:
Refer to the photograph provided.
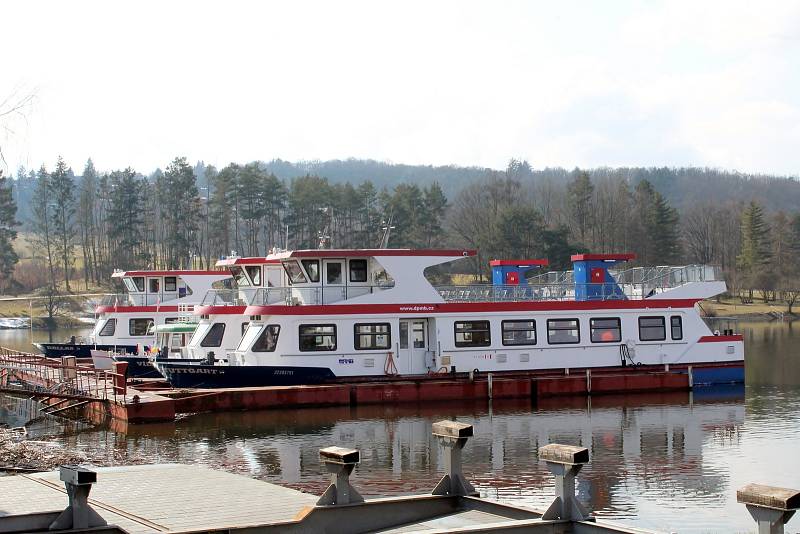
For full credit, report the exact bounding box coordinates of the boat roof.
[267,248,476,260]
[215,257,282,267]
[154,323,199,333]
[111,270,230,278]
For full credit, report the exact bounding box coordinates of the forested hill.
[212,159,800,212]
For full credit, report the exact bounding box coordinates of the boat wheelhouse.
[35,270,231,358]
[158,249,744,388]
[181,256,286,363]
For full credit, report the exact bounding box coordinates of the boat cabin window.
[412,322,425,348]
[454,321,491,347]
[200,323,226,347]
[299,324,337,351]
[164,276,177,292]
[502,320,536,346]
[547,319,580,344]
[237,323,262,352]
[252,325,281,352]
[98,318,116,336]
[326,262,343,284]
[149,278,160,293]
[671,316,683,340]
[639,316,666,341]
[241,321,250,336]
[354,323,391,350]
[301,260,320,283]
[590,318,621,343]
[349,259,368,283]
[171,334,185,349]
[399,322,409,349]
[230,266,250,287]
[129,318,154,336]
[164,317,180,324]
[245,266,262,286]
[283,260,308,284]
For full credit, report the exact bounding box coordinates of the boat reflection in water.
[57,386,753,531]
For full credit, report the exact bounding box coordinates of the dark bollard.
[539,443,592,522]
[49,465,107,530]
[737,483,800,534]
[316,446,364,506]
[431,420,477,497]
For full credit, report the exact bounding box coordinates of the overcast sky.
[2,0,799,176]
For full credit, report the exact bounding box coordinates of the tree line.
[2,157,800,301]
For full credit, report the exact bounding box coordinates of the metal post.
[431,420,477,496]
[488,373,493,399]
[49,466,106,530]
[539,443,592,522]
[737,483,800,534]
[316,446,364,506]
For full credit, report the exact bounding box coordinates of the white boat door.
[322,259,346,304]
[398,319,429,375]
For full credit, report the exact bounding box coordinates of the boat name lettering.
[171,368,221,374]
[272,370,294,375]
[338,358,354,364]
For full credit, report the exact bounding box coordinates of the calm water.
[2,321,799,533]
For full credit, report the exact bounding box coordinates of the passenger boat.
[35,270,230,359]
[114,321,202,378]
[158,249,745,388]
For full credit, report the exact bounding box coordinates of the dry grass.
[701,297,795,317]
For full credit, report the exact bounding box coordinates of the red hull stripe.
[96,305,181,313]
[697,335,744,343]
[271,249,476,259]
[111,270,230,277]
[195,305,247,315]
[243,298,700,316]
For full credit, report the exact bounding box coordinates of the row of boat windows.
[284,259,368,285]
[124,276,179,293]
[98,317,189,337]
[234,315,684,353]
[456,316,682,347]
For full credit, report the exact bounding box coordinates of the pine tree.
[107,168,146,268]
[649,190,681,264]
[0,170,19,291]
[737,201,772,295]
[49,157,77,291]
[162,157,200,268]
[566,169,594,246]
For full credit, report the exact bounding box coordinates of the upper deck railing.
[99,293,187,307]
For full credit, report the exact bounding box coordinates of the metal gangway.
[0,348,126,416]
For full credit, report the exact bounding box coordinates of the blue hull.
[158,362,336,388]
[36,343,139,358]
[113,356,163,379]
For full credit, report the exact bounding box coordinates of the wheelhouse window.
[590,318,622,343]
[129,318,153,336]
[412,322,426,348]
[241,321,250,336]
[98,318,116,336]
[326,262,343,284]
[252,325,281,352]
[200,323,226,347]
[301,260,320,283]
[454,321,491,347]
[283,260,307,284]
[237,323,262,352]
[164,276,177,292]
[148,278,160,293]
[245,266,262,286]
[354,323,391,350]
[639,316,666,341]
[502,320,536,346]
[230,266,250,287]
[132,277,145,292]
[547,319,580,344]
[349,259,368,282]
[299,324,336,351]
[671,316,683,340]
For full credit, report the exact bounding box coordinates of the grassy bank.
[701,297,797,319]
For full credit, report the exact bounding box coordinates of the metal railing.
[200,288,259,307]
[249,285,391,306]
[99,292,190,307]
[0,348,126,403]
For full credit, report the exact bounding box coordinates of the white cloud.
[1,0,799,176]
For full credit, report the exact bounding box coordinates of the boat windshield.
[229,266,250,287]
[189,323,213,346]
[238,323,264,351]
[282,260,307,284]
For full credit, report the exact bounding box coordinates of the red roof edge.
[215,257,282,267]
[570,253,636,262]
[489,259,549,267]
[111,270,231,277]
